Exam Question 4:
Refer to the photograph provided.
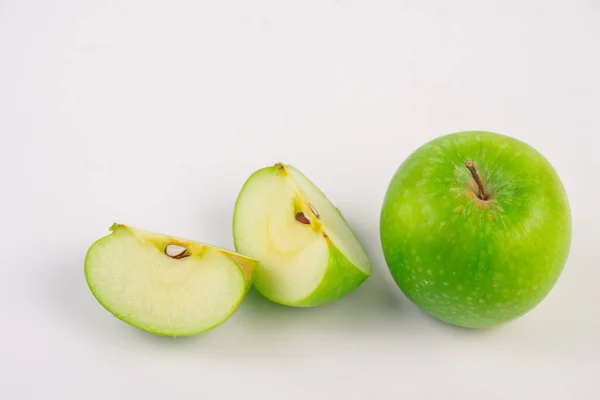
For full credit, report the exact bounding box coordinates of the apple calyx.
[465,160,488,200]
[164,244,190,259]
[274,162,288,175]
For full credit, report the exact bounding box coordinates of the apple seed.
[165,244,190,259]
[308,203,320,219]
[295,212,310,224]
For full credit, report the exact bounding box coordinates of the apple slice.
[84,223,257,336]
[233,163,372,307]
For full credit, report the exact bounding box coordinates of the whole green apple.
[380,131,571,328]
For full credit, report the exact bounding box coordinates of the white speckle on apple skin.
[381,131,571,329]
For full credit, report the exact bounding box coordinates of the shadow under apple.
[40,240,408,359]
[237,265,404,333]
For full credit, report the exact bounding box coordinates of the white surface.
[2,1,599,399]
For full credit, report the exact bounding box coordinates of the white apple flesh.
[233,163,371,307]
[85,224,257,336]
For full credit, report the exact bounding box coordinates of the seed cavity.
[165,244,190,259]
[295,212,310,224]
[308,203,320,219]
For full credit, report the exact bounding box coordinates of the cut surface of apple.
[233,163,371,307]
[85,224,257,336]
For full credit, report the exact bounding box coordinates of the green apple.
[85,223,257,336]
[233,163,372,307]
[380,131,571,328]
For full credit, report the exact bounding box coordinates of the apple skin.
[85,224,257,337]
[380,131,571,328]
[232,164,371,308]
[254,245,369,308]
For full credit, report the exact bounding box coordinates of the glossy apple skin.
[380,131,571,328]
[270,245,369,307]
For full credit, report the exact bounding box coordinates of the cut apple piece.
[84,223,257,336]
[233,163,372,307]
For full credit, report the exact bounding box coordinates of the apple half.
[233,163,372,307]
[84,223,257,336]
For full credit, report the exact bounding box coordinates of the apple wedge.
[84,223,257,336]
[233,163,372,307]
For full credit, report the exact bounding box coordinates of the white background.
[2,1,599,399]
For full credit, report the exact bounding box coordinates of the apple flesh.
[233,163,371,307]
[380,131,571,328]
[85,223,257,336]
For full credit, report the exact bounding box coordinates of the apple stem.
[465,160,487,200]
